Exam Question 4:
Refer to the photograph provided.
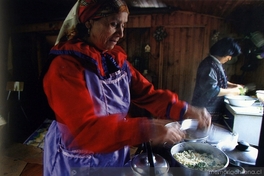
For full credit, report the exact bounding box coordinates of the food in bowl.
[171,142,229,173]
[173,150,225,171]
[225,95,256,107]
[256,90,264,103]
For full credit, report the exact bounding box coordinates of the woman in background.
[42,0,211,175]
[192,37,242,123]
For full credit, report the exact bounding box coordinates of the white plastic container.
[225,95,256,107]
[256,90,264,103]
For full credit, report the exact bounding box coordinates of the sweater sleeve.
[43,55,152,153]
[193,62,220,106]
[128,62,187,121]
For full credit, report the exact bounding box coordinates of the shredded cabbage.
[173,150,225,171]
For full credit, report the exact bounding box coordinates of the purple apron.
[44,62,132,176]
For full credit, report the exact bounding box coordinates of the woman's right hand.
[183,105,211,129]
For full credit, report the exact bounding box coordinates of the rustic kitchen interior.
[0,0,264,175]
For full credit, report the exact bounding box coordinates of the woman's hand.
[226,82,244,95]
[227,81,244,88]
[149,119,185,147]
[219,87,242,96]
[183,105,211,129]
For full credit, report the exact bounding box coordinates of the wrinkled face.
[86,12,128,52]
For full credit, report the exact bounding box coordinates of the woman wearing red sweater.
[42,0,211,175]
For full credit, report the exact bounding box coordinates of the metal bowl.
[171,142,229,176]
[225,95,256,107]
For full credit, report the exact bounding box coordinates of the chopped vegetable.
[173,150,225,171]
[239,87,247,95]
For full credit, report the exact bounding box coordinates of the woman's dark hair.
[75,18,101,39]
[210,37,241,57]
[76,23,88,39]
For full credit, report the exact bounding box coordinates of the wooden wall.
[10,10,264,105]
[123,11,241,103]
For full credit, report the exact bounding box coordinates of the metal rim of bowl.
[171,142,229,172]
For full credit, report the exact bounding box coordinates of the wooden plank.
[5,143,43,164]
[0,155,27,176]
[173,28,181,94]
[187,12,195,26]
[127,15,152,28]
[190,27,206,102]
[181,28,194,102]
[178,28,187,99]
[194,13,201,25]
[161,33,168,89]
[160,27,206,102]
[20,163,43,176]
[163,27,174,90]
[158,42,164,89]
[152,25,205,28]
[169,27,176,91]
[148,27,158,78]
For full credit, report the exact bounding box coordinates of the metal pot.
[130,153,169,175]
[171,142,229,176]
[130,142,170,175]
[217,140,258,167]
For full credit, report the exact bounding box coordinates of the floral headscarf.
[55,0,129,45]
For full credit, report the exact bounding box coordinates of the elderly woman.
[42,0,211,175]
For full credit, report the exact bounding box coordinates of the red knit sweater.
[43,40,187,153]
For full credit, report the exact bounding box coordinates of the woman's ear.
[85,20,93,29]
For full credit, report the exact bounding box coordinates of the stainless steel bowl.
[171,142,229,176]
